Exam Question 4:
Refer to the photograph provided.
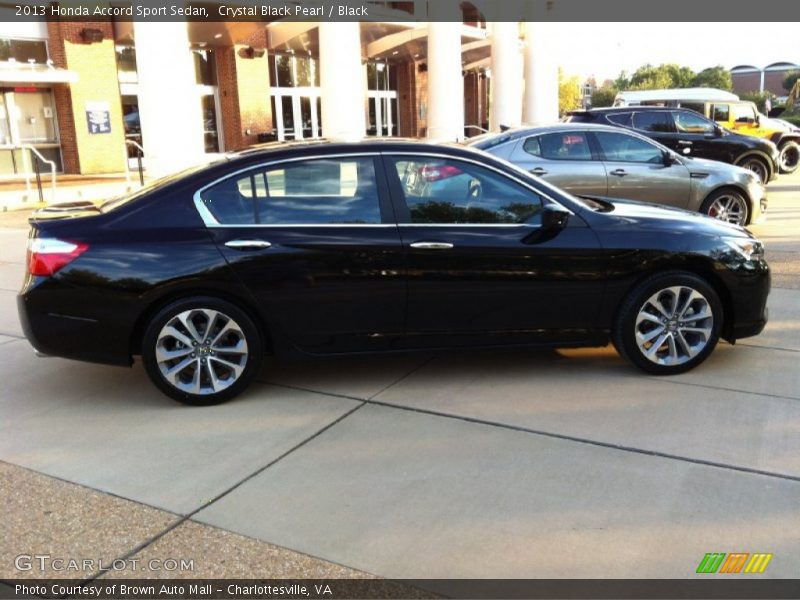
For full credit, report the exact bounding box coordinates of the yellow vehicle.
[703,101,799,174]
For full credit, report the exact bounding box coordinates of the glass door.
[271,89,321,141]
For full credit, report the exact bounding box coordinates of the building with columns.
[0,1,559,178]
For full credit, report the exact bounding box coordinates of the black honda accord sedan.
[18,139,770,405]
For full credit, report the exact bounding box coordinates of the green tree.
[629,63,696,90]
[558,69,583,116]
[692,66,733,90]
[591,85,617,108]
[613,70,630,90]
[784,70,800,92]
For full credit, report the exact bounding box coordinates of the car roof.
[465,122,633,147]
[570,106,690,114]
[227,137,484,162]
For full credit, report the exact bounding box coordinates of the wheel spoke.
[165,356,195,382]
[645,332,669,357]
[636,326,665,345]
[665,333,678,363]
[156,345,193,363]
[177,311,204,343]
[210,356,245,378]
[162,325,194,348]
[674,331,696,358]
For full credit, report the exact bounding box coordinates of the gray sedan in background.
[465,124,766,226]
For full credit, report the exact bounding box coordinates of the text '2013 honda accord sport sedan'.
[18,140,770,405]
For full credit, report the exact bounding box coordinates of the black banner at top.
[2,0,800,22]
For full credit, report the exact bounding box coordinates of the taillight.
[420,164,464,182]
[27,238,88,276]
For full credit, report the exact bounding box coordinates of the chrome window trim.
[192,152,383,228]
[191,150,572,229]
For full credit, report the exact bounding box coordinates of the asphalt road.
[0,172,798,581]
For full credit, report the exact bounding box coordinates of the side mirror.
[755,114,761,126]
[541,205,570,230]
[714,124,724,137]
[663,151,679,165]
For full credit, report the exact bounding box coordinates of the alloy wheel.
[705,193,747,225]
[634,286,714,366]
[740,159,767,184]
[155,308,249,395]
[780,144,799,173]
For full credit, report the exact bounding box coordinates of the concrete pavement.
[0,172,799,582]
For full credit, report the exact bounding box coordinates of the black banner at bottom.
[3,579,800,600]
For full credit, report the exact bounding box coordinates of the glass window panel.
[390,157,543,224]
[595,131,664,164]
[537,132,592,161]
[199,158,380,225]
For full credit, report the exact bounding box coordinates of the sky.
[550,22,799,82]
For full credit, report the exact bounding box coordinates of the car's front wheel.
[613,272,723,375]
[142,297,262,405]
[779,141,800,174]
[700,188,749,226]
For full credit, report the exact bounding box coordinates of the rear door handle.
[610,169,627,177]
[409,241,454,250]
[678,140,693,146]
[224,239,272,250]
[529,167,548,176]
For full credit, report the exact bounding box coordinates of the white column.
[319,22,365,140]
[427,22,464,142]
[133,22,204,178]
[489,22,523,131]
[522,21,559,125]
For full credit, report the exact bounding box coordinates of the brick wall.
[732,72,761,95]
[48,21,126,175]
[217,30,273,151]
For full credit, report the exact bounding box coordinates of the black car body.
[18,140,770,404]
[566,107,781,184]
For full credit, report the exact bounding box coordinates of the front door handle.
[677,140,693,146]
[610,169,627,177]
[529,167,548,176]
[224,239,272,250]
[409,241,454,250]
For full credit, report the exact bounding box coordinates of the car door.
[668,110,728,162]
[383,153,607,347]
[630,110,681,152]
[195,154,406,353]
[590,130,692,209]
[507,130,608,196]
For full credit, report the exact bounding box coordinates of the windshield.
[100,159,226,212]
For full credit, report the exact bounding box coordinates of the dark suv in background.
[566,107,781,184]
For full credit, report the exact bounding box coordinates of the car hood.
[592,197,752,239]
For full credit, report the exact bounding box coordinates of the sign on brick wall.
[86,101,111,134]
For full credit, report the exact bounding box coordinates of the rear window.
[632,111,673,133]
[563,113,592,123]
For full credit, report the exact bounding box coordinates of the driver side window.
[389,157,543,225]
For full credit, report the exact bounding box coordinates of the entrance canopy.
[0,63,78,84]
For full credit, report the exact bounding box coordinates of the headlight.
[722,236,765,261]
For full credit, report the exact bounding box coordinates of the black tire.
[699,188,750,226]
[142,296,262,405]
[779,141,800,174]
[736,156,770,185]
[612,271,723,376]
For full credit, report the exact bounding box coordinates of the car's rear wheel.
[613,272,723,375]
[699,188,749,226]
[736,156,770,184]
[779,141,800,174]
[142,297,262,405]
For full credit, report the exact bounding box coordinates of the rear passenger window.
[632,111,673,133]
[537,132,593,161]
[606,112,633,127]
[198,158,381,225]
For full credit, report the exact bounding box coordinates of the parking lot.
[1,172,799,581]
